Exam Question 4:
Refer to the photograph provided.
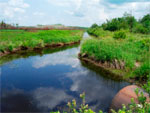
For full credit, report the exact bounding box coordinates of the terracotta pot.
[110,85,149,111]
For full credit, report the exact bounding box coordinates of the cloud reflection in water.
[32,87,72,110]
[32,48,80,69]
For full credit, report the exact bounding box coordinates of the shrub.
[139,38,150,50]
[140,14,150,33]
[113,31,126,39]
[134,61,150,80]
[91,23,99,28]
[133,24,149,34]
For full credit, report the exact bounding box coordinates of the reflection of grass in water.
[0,44,79,66]
[80,60,125,82]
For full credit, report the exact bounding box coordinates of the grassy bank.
[80,28,150,83]
[0,44,79,66]
[0,30,83,55]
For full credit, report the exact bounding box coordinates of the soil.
[0,41,80,57]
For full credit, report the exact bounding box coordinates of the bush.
[139,38,150,50]
[133,24,149,34]
[87,27,112,38]
[140,14,150,33]
[113,31,126,39]
[134,61,150,80]
[91,23,99,28]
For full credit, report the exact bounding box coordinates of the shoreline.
[78,53,141,85]
[0,41,80,57]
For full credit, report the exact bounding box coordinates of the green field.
[0,30,83,53]
[81,28,150,82]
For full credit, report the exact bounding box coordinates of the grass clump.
[0,30,83,53]
[134,61,150,80]
[113,31,126,39]
[87,27,113,38]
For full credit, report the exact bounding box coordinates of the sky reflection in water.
[1,33,129,112]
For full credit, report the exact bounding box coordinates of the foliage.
[134,61,150,80]
[101,13,137,32]
[113,31,126,39]
[0,30,83,52]
[143,81,150,96]
[91,23,99,28]
[133,23,149,34]
[140,14,150,33]
[87,27,113,38]
[99,13,150,34]
[67,93,92,113]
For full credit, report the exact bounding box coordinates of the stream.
[0,32,129,113]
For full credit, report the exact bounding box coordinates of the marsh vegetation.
[80,13,150,83]
[0,30,83,55]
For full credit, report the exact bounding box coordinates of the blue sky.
[0,0,149,27]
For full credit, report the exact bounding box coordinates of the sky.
[0,0,150,27]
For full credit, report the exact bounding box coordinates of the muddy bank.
[78,53,141,84]
[79,55,123,77]
[0,41,80,57]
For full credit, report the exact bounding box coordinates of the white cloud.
[76,0,149,25]
[105,1,150,19]
[0,0,29,18]
[8,0,29,8]
[52,0,150,26]
[33,12,45,16]
[47,0,82,9]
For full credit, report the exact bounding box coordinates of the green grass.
[87,27,113,38]
[81,28,150,80]
[0,30,83,52]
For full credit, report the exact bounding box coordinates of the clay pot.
[110,85,149,111]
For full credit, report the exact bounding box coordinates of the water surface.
[0,33,129,113]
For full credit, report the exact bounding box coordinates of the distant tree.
[16,23,19,28]
[102,18,120,31]
[91,23,99,28]
[140,14,150,32]
[127,16,137,32]
[123,12,137,32]
[0,20,6,29]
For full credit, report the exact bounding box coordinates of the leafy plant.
[113,31,126,39]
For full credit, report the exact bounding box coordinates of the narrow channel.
[0,32,129,112]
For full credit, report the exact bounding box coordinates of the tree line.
[91,13,150,34]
